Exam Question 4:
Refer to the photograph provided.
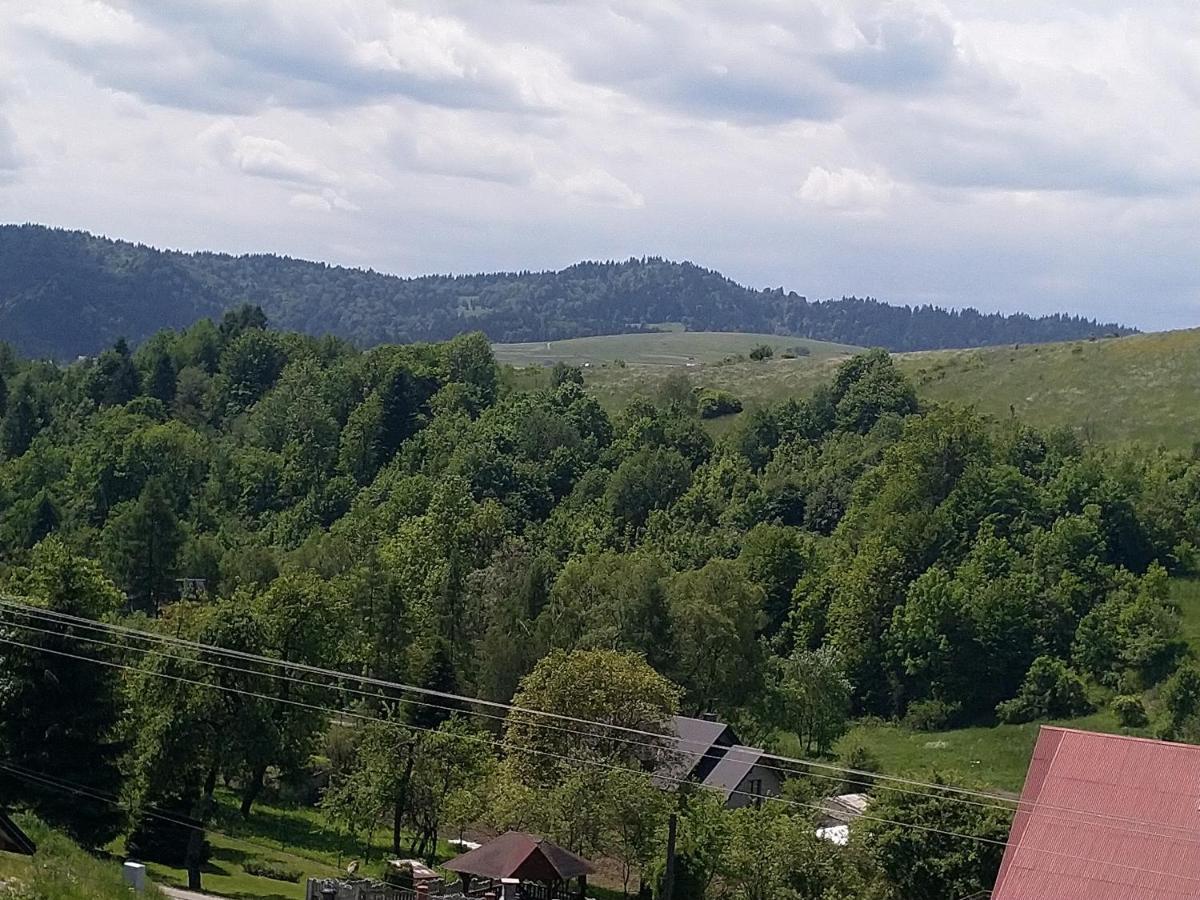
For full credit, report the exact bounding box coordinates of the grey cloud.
[823,5,959,91]
[19,1,551,115]
[0,115,20,180]
[862,109,1199,197]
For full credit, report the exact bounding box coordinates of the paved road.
[160,886,233,900]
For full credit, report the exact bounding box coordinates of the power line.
[9,636,1200,893]
[0,760,343,878]
[4,598,1198,843]
[0,631,1016,851]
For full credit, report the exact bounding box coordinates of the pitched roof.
[0,811,36,856]
[654,715,739,785]
[993,726,1200,900]
[444,832,594,883]
[701,745,763,799]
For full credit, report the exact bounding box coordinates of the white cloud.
[1,0,1200,329]
[541,168,645,209]
[798,166,894,213]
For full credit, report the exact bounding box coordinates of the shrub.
[996,656,1092,724]
[749,344,774,361]
[839,744,881,794]
[1112,694,1148,728]
[697,390,743,419]
[904,698,962,732]
[243,858,303,883]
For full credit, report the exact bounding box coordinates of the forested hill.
[0,223,1133,359]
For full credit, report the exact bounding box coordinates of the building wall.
[723,763,784,810]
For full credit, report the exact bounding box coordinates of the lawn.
[119,789,436,900]
[135,791,628,900]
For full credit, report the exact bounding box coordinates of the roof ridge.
[1042,725,1200,752]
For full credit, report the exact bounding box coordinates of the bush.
[839,744,881,794]
[243,858,303,883]
[1112,694,1148,728]
[904,698,962,732]
[697,389,743,419]
[749,344,774,361]
[996,656,1092,724]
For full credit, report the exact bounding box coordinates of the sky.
[0,1,1197,331]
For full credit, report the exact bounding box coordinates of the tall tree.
[101,478,184,612]
[0,538,127,847]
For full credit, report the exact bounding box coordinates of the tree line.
[0,223,1133,359]
[0,307,1196,899]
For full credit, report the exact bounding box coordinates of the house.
[0,810,36,856]
[992,726,1200,900]
[655,715,783,809]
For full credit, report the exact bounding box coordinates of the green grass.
[499,327,1200,451]
[496,331,862,419]
[1,816,164,900]
[825,710,1138,795]
[119,789,423,900]
[899,328,1200,449]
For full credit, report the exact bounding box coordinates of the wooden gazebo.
[444,832,594,900]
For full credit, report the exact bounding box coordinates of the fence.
[304,878,434,900]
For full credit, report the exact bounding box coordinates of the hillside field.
[496,328,1200,449]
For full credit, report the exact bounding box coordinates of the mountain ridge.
[0,223,1135,359]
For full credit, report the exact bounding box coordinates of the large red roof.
[993,726,1200,900]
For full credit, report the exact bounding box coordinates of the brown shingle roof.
[444,832,594,882]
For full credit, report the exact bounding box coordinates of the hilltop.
[525,328,1200,450]
[0,223,1132,359]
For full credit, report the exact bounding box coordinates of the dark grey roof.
[653,715,737,786]
[701,745,764,799]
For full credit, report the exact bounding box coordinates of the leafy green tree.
[503,649,680,785]
[775,646,852,755]
[143,346,178,404]
[830,349,917,433]
[220,328,287,414]
[85,338,140,407]
[860,780,1010,900]
[1159,662,1200,741]
[739,524,808,636]
[667,559,764,712]
[995,656,1092,724]
[607,447,692,533]
[218,304,269,342]
[719,805,861,900]
[0,538,127,847]
[100,477,185,611]
[0,374,41,458]
[536,551,672,666]
[442,332,498,411]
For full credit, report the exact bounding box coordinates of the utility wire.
[6,634,1200,892]
[4,598,1197,843]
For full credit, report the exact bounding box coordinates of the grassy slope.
[826,579,1200,793]
[901,328,1200,449]
[500,328,1200,450]
[0,817,165,900]
[497,331,862,419]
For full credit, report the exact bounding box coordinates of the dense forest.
[0,224,1133,360]
[1,308,1196,899]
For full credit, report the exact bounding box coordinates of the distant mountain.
[0,223,1135,359]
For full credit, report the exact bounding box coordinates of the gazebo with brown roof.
[444,832,594,899]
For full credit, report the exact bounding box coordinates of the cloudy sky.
[0,1,1197,330]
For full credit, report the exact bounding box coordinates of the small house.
[654,715,783,808]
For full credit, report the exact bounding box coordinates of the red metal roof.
[993,726,1200,900]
